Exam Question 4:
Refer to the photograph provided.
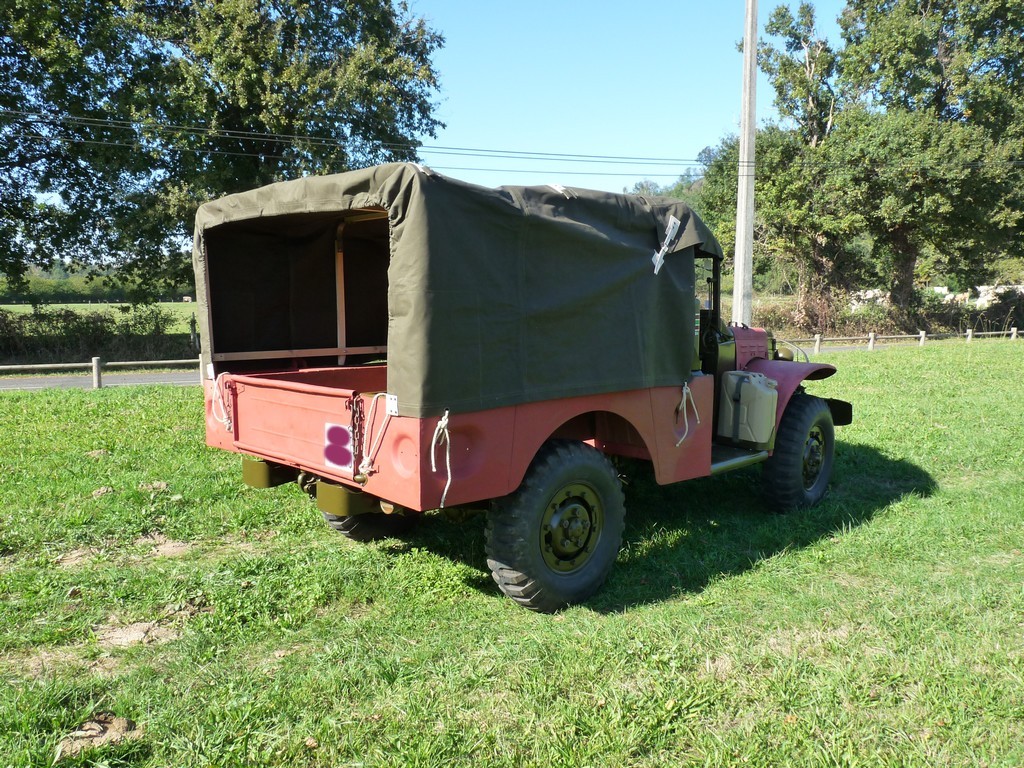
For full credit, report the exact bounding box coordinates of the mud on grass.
[1,344,1024,765]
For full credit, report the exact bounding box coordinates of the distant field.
[0,302,198,335]
[1,342,1022,765]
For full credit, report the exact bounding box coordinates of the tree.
[837,0,1024,307]
[749,0,1023,324]
[0,0,443,299]
[822,106,1019,312]
[630,169,703,211]
[839,0,1024,140]
[759,2,841,147]
[737,3,867,328]
[1,1,137,290]
[699,127,866,329]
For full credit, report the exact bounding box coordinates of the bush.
[774,288,1024,337]
[973,291,1024,333]
[0,305,193,364]
[836,302,901,336]
[752,300,801,336]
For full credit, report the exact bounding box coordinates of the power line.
[4,109,1022,177]
[12,133,295,162]
[14,108,1022,172]
[424,165,698,178]
[10,132,701,177]
[0,108,705,165]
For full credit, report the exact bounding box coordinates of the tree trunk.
[889,254,918,307]
[790,234,839,333]
[795,236,841,332]
[886,228,919,329]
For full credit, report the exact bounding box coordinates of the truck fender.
[742,359,850,427]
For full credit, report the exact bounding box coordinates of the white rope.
[675,383,701,447]
[358,393,392,476]
[430,409,452,508]
[212,372,233,432]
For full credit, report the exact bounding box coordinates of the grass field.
[1,342,1023,766]
[0,303,198,335]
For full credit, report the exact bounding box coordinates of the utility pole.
[733,0,757,326]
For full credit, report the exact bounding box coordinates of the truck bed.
[221,365,387,484]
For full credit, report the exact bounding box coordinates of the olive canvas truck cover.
[193,163,723,417]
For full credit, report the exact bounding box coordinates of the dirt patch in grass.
[55,547,99,567]
[3,648,121,680]
[765,624,854,657]
[135,532,191,558]
[704,653,735,680]
[56,534,192,568]
[95,620,179,648]
[6,607,205,679]
[152,540,190,558]
[57,713,143,760]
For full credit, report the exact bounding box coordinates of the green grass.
[2,341,1023,766]
[0,303,198,335]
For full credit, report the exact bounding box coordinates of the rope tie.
[430,409,452,508]
[212,373,233,432]
[359,393,392,476]
[675,383,701,447]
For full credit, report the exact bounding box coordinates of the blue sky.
[409,0,846,191]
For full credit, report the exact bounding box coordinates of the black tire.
[762,393,835,511]
[322,511,416,542]
[485,440,625,612]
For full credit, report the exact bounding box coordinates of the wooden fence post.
[868,332,876,351]
[919,330,926,347]
[1012,327,1019,340]
[91,357,103,389]
[966,329,974,342]
[814,334,821,354]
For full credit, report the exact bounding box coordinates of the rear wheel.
[762,393,835,511]
[322,510,416,542]
[485,440,625,612]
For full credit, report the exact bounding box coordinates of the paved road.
[0,371,201,391]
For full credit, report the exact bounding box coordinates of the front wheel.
[762,393,835,511]
[485,440,625,612]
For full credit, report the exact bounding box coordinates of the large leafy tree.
[700,3,864,328]
[745,0,1023,327]
[756,4,866,328]
[0,0,442,298]
[822,106,1019,311]
[836,0,1024,308]
[839,0,1024,140]
[1,1,138,288]
[759,2,841,148]
[700,126,866,330]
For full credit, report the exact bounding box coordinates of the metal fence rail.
[791,328,1019,354]
[0,327,1019,389]
[0,356,201,388]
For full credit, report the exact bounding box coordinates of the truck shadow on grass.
[396,441,936,612]
[591,442,936,613]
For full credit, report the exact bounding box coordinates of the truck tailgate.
[225,366,386,482]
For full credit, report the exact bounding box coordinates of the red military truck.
[193,163,851,612]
